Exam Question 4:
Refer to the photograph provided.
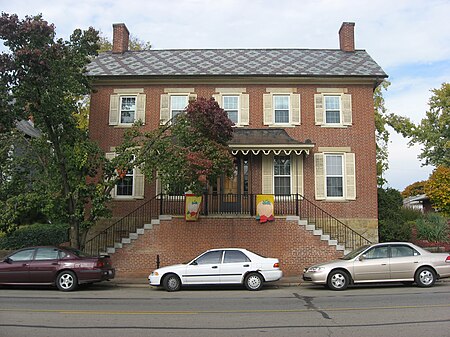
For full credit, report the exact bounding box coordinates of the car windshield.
[340,245,370,260]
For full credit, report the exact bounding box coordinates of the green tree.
[378,187,420,242]
[387,82,450,167]
[97,32,151,53]
[0,14,233,250]
[118,97,234,196]
[401,180,427,198]
[374,80,391,186]
[425,165,450,216]
[0,13,117,248]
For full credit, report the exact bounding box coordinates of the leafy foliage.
[425,166,450,216]
[401,180,427,198]
[374,80,391,186]
[119,98,235,196]
[378,187,421,242]
[415,213,450,243]
[0,13,118,248]
[97,32,151,53]
[0,223,69,249]
[387,82,450,167]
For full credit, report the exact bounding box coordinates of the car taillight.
[273,262,280,268]
[96,260,105,268]
[446,256,450,263]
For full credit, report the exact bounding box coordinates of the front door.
[353,245,390,281]
[182,250,222,285]
[219,156,249,213]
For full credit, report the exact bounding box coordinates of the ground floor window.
[274,155,291,195]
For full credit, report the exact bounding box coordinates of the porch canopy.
[228,128,314,156]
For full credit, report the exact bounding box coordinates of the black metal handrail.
[84,195,160,256]
[84,193,371,256]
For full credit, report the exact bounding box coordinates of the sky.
[1,0,449,192]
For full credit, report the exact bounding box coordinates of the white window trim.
[324,153,345,200]
[273,155,292,196]
[115,168,136,199]
[118,95,137,126]
[169,94,189,120]
[324,95,343,126]
[213,89,249,127]
[273,95,291,125]
[222,95,240,126]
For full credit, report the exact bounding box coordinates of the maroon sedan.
[0,246,115,291]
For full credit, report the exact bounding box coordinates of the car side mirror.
[190,260,198,266]
[3,257,12,264]
[359,254,366,261]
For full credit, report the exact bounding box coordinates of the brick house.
[86,22,387,277]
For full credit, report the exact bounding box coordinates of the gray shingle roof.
[87,49,387,78]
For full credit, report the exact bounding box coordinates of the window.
[365,246,389,259]
[391,245,419,258]
[324,96,340,124]
[9,249,35,261]
[314,91,352,127]
[116,168,134,196]
[109,89,145,126]
[223,250,251,263]
[105,152,145,199]
[35,248,59,260]
[120,96,136,124]
[263,91,300,126]
[223,96,239,124]
[170,95,188,120]
[274,156,291,195]
[274,95,290,124]
[195,251,222,265]
[325,154,343,197]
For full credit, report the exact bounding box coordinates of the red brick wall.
[111,216,343,278]
[89,82,378,221]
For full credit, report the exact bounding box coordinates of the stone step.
[107,247,116,254]
[313,229,323,236]
[136,228,145,235]
[129,233,138,240]
[114,242,123,249]
[122,238,131,244]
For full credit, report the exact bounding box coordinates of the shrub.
[0,223,69,250]
[378,188,421,242]
[415,213,450,243]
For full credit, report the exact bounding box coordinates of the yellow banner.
[256,194,275,223]
[185,195,202,221]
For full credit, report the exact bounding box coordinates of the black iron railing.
[84,193,371,255]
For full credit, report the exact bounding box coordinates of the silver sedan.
[303,242,450,290]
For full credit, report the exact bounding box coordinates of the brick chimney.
[112,23,129,54]
[339,22,355,52]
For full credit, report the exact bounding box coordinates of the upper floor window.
[223,95,239,124]
[160,90,196,124]
[274,155,291,195]
[325,154,343,197]
[263,90,300,126]
[324,96,341,124]
[274,95,290,124]
[213,89,249,127]
[120,96,136,124]
[109,88,146,127]
[170,95,189,120]
[314,91,352,127]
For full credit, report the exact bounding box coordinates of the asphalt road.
[1,281,450,337]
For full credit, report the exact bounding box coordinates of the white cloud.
[1,0,448,190]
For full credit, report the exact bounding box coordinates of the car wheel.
[163,274,181,292]
[244,272,263,291]
[327,270,349,291]
[415,267,436,287]
[56,271,78,292]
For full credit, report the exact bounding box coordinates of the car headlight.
[151,271,159,276]
[307,266,325,272]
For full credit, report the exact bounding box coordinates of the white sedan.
[148,248,283,291]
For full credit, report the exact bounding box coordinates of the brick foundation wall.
[111,216,343,278]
